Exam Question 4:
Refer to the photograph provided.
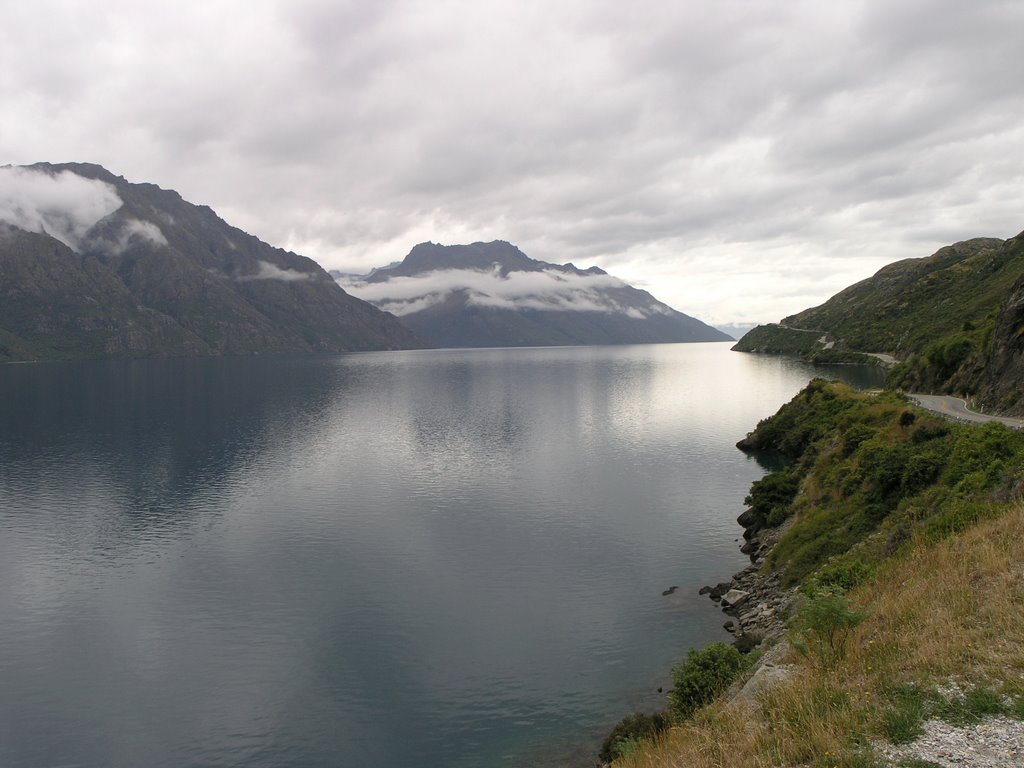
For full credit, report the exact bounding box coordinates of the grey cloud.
[95,218,169,255]
[239,261,316,282]
[0,167,122,252]
[341,266,665,318]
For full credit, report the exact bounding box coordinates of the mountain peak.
[24,161,124,185]
[391,240,536,279]
[342,241,731,348]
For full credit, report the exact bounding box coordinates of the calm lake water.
[0,343,885,768]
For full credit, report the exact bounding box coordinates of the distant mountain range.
[0,163,425,361]
[733,231,1024,414]
[337,240,731,347]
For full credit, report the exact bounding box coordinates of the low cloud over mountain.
[0,166,122,251]
[343,264,669,319]
[340,241,730,348]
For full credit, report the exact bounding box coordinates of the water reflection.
[0,356,349,543]
[0,345,886,768]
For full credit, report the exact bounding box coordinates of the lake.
[0,343,885,767]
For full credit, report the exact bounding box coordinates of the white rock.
[721,589,751,607]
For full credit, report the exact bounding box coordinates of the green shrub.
[743,380,1024,587]
[860,442,910,503]
[943,422,1021,484]
[901,452,945,495]
[815,556,876,592]
[1012,695,1024,720]
[598,711,669,764]
[923,334,974,381]
[910,422,950,444]
[791,589,865,666]
[669,642,749,720]
[744,471,800,529]
[925,501,1001,540]
[843,423,876,456]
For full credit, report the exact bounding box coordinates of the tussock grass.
[613,503,1024,768]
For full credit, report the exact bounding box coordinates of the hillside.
[0,163,425,361]
[339,241,732,347]
[601,381,1024,767]
[733,231,1024,414]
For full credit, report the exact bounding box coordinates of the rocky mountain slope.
[0,163,425,361]
[733,230,1024,414]
[976,270,1024,412]
[339,240,731,347]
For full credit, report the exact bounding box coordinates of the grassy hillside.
[601,381,1024,766]
[616,502,1024,768]
[783,237,1014,356]
[734,231,1024,414]
[740,380,1024,587]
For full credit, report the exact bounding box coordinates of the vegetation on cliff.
[602,380,1024,766]
[741,380,1024,587]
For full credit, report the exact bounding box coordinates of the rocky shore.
[699,508,796,652]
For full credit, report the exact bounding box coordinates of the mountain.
[733,231,1024,413]
[0,163,425,361]
[338,240,732,348]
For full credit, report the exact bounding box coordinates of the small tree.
[791,588,865,666]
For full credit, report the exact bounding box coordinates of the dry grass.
[860,503,1024,686]
[614,503,1024,768]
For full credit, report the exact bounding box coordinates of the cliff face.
[0,163,426,361]
[978,260,1024,412]
[0,227,209,360]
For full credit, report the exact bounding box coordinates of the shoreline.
[699,505,794,653]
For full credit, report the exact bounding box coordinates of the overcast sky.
[3,0,1023,326]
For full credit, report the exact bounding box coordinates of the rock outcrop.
[977,248,1024,413]
[700,508,798,652]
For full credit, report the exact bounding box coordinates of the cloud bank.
[0,167,122,252]
[240,260,315,282]
[341,266,667,318]
[97,218,169,255]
